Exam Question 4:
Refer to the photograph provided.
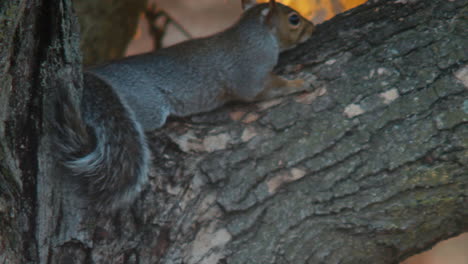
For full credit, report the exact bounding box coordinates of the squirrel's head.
[242,0,315,51]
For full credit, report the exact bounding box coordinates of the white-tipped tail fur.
[54,73,149,211]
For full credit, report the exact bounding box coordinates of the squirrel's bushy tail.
[54,73,149,211]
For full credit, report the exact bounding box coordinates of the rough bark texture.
[1,1,47,263]
[0,0,82,263]
[0,0,467,263]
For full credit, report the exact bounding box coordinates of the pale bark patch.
[171,131,204,152]
[241,126,258,142]
[186,224,232,264]
[344,103,365,118]
[379,88,400,105]
[295,87,327,104]
[229,110,246,121]
[203,133,230,152]
[242,112,260,123]
[257,98,283,111]
[267,168,307,193]
[454,65,468,89]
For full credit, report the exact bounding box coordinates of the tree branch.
[1,0,466,263]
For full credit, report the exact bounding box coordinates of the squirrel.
[54,0,315,212]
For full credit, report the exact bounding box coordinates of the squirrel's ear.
[269,0,277,9]
[264,0,277,26]
[241,0,257,11]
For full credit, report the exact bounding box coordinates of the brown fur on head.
[265,0,315,51]
[242,0,314,51]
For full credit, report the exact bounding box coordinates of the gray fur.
[55,73,149,211]
[54,2,313,211]
[89,4,279,131]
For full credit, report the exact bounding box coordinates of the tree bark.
[0,0,467,263]
[73,0,148,66]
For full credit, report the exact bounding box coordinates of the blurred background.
[73,0,468,262]
[125,0,366,56]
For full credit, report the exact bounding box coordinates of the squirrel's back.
[89,3,280,131]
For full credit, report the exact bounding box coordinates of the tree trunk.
[0,0,467,263]
[73,0,148,66]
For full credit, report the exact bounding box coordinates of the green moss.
[0,1,21,47]
[405,164,456,186]
[382,163,464,221]
[435,108,468,130]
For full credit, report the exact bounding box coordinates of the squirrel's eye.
[288,13,300,26]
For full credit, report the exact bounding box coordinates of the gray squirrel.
[55,0,315,211]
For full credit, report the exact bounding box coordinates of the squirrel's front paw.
[284,76,314,94]
[258,73,315,101]
[288,78,305,87]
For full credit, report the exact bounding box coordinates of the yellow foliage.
[257,0,367,22]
